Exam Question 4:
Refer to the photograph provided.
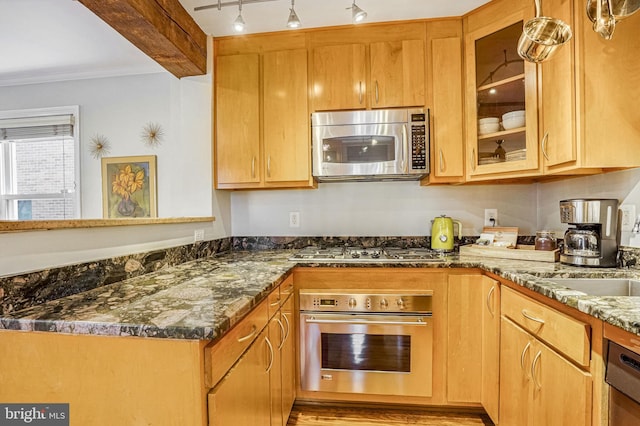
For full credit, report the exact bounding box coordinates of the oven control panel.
[299,291,432,314]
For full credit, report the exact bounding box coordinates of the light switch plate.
[620,205,636,232]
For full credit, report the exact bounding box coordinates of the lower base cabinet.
[499,317,592,426]
[208,328,272,426]
[209,282,296,426]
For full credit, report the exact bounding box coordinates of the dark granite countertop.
[2,249,640,340]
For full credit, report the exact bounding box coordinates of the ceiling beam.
[78,0,207,78]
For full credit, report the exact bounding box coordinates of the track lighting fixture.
[351,1,367,23]
[194,0,368,32]
[233,0,245,32]
[287,0,301,29]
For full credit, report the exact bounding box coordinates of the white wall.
[0,72,214,219]
[230,181,538,236]
[0,71,233,276]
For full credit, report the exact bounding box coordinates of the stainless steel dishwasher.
[606,341,640,425]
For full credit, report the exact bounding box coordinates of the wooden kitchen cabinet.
[215,53,260,186]
[500,317,592,426]
[268,277,296,426]
[481,276,500,424]
[312,44,367,111]
[540,0,640,175]
[208,327,273,426]
[280,294,296,422]
[446,272,500,422]
[424,19,465,184]
[0,331,209,426]
[464,0,541,181]
[311,39,425,111]
[369,40,425,108]
[214,48,313,190]
[499,286,592,426]
[447,274,483,404]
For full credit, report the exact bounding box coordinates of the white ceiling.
[0,0,490,87]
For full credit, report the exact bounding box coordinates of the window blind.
[0,114,74,141]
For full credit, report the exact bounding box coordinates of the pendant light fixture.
[351,1,367,23]
[233,0,245,32]
[286,0,301,29]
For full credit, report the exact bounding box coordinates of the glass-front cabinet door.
[465,8,540,180]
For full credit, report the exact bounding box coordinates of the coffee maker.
[559,198,619,267]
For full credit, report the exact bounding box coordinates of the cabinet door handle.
[282,312,291,342]
[522,309,545,325]
[439,149,444,172]
[531,350,542,389]
[375,80,379,104]
[237,325,257,343]
[470,149,477,171]
[265,336,274,373]
[270,297,281,307]
[486,286,495,317]
[358,81,364,104]
[267,155,271,178]
[251,157,256,179]
[520,341,531,373]
[541,132,550,161]
[275,318,286,350]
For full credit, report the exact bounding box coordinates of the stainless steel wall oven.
[299,290,433,397]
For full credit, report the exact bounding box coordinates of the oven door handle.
[304,316,428,326]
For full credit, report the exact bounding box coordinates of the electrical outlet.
[620,204,636,232]
[194,229,205,242]
[484,209,498,227]
[289,211,300,228]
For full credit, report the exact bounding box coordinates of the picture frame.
[101,155,157,218]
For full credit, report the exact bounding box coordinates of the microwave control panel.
[410,112,428,171]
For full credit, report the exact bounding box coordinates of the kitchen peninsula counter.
[2,249,640,340]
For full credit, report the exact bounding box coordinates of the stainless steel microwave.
[311,108,429,181]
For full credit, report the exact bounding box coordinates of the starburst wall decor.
[141,122,164,147]
[89,134,111,159]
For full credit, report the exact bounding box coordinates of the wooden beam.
[78,0,207,78]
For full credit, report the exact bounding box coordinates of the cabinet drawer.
[501,287,590,367]
[204,298,268,388]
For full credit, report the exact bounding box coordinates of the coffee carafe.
[431,215,462,252]
[559,199,618,267]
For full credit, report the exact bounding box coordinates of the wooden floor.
[286,404,494,426]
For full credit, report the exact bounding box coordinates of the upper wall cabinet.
[423,20,466,185]
[540,0,640,175]
[311,39,426,111]
[214,45,313,190]
[464,2,541,181]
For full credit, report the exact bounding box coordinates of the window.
[0,106,80,220]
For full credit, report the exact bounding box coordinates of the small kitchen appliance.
[430,215,462,252]
[311,108,429,181]
[559,198,619,267]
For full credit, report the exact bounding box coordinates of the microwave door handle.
[402,124,408,172]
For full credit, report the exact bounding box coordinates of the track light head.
[351,1,367,23]
[233,13,245,32]
[287,1,301,29]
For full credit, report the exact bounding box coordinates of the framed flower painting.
[101,155,157,218]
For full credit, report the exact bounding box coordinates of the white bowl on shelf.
[478,117,499,125]
[478,122,501,135]
[502,110,525,120]
[502,115,526,129]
